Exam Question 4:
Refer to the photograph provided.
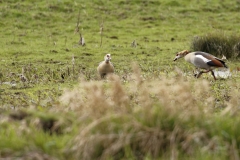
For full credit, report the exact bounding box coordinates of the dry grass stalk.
[72,55,75,75]
[74,10,80,34]
[79,33,85,46]
[100,20,103,47]
[221,82,240,116]
[108,75,130,111]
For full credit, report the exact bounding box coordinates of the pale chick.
[173,50,228,80]
[97,54,114,78]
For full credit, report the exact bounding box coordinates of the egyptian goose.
[97,54,114,78]
[173,50,228,80]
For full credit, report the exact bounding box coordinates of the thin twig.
[72,54,75,76]
[100,20,104,47]
[75,9,80,34]
[79,33,85,46]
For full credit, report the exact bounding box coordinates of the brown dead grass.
[58,64,240,160]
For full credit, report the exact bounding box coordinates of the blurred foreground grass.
[1,69,240,159]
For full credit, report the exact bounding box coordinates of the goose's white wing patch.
[195,55,211,63]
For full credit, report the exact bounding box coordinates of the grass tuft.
[191,32,240,58]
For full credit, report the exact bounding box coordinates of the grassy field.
[1,0,240,159]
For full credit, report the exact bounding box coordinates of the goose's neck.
[184,53,192,63]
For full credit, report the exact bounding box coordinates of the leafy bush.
[191,32,240,58]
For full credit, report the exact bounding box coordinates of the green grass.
[1,0,240,159]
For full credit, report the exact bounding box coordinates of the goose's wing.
[195,52,226,68]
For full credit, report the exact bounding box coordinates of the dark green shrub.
[191,32,240,58]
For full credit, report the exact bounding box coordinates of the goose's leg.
[195,71,203,78]
[210,70,217,80]
[196,70,216,80]
[195,70,212,79]
[193,68,201,77]
[101,73,106,79]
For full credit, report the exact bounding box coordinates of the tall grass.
[58,65,240,160]
[191,32,240,58]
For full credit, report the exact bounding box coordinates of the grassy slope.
[1,0,240,159]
